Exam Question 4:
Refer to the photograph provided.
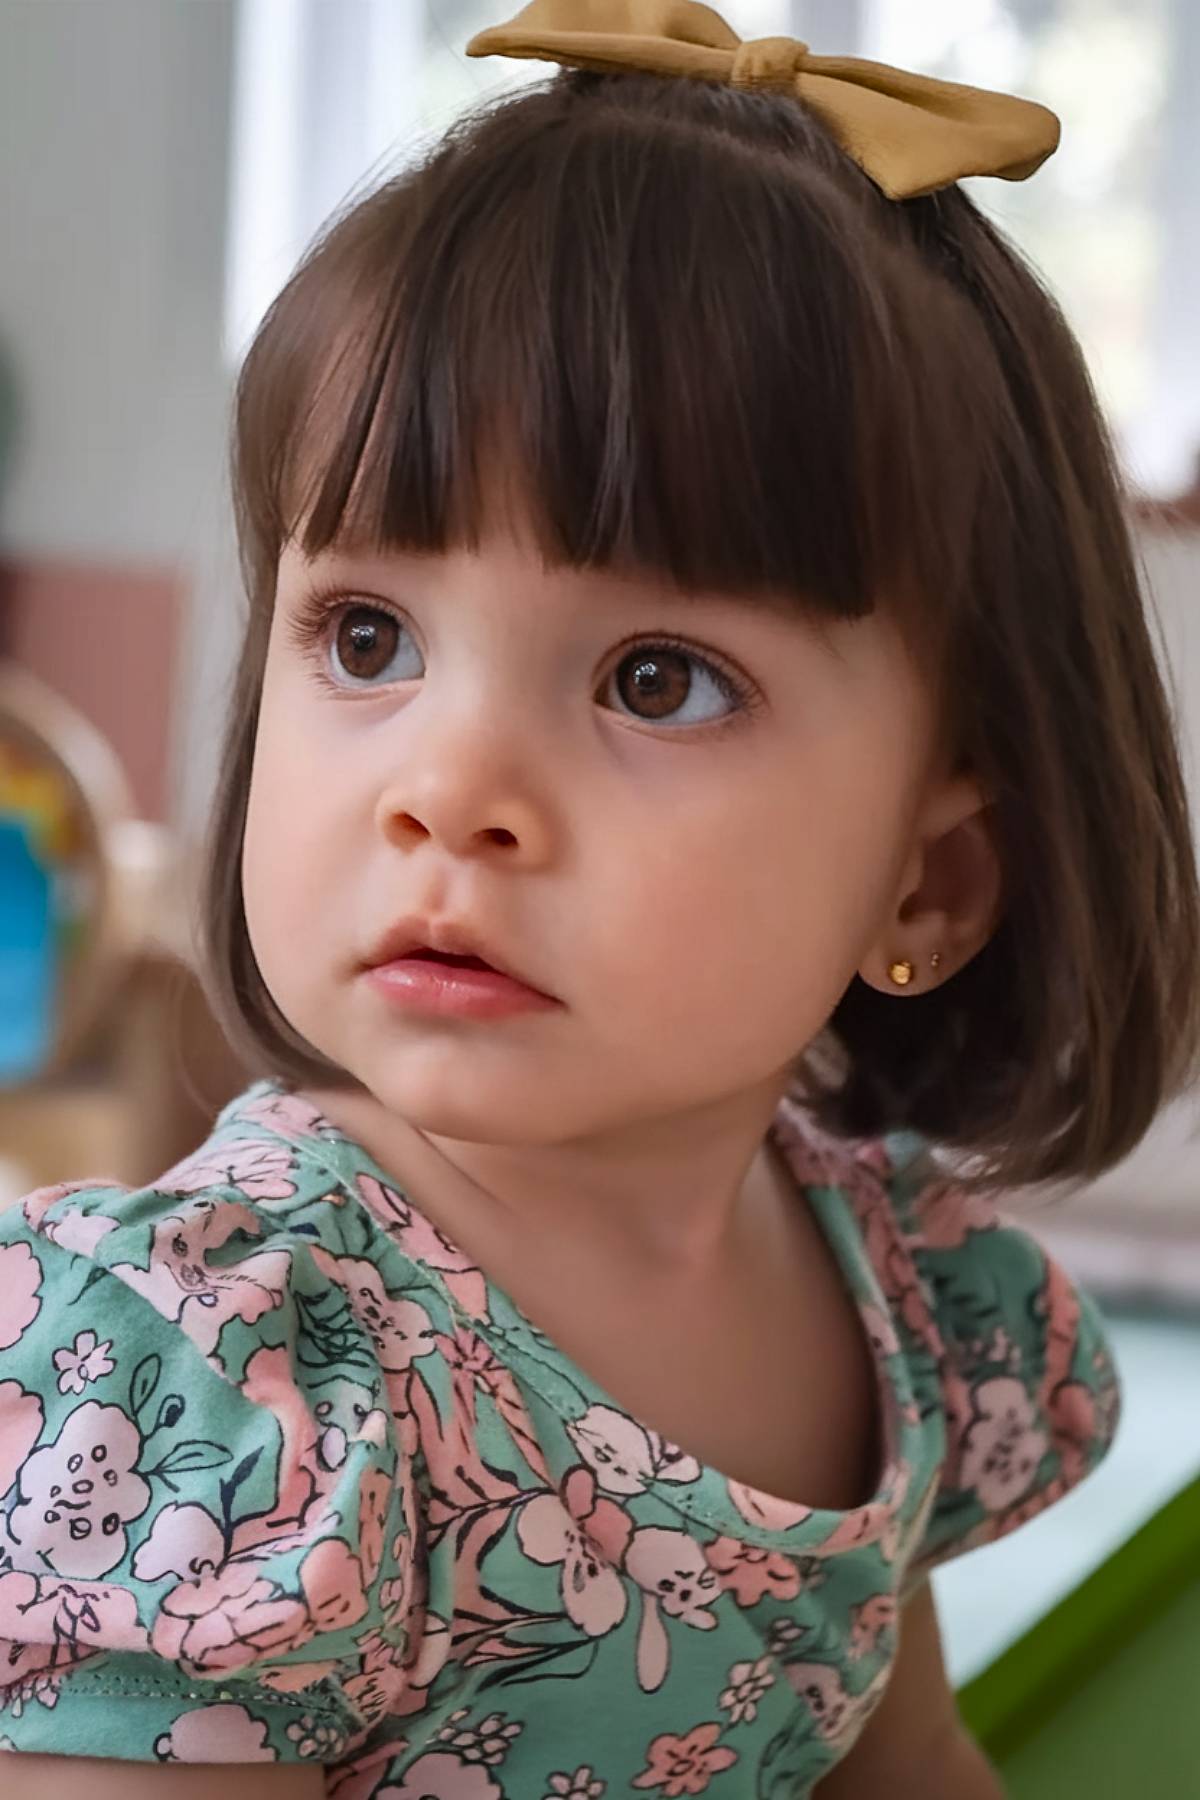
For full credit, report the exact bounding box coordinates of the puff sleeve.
[0,1176,408,1765]
[880,1140,1123,1593]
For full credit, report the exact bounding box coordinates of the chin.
[359,1058,603,1149]
[330,1050,524,1138]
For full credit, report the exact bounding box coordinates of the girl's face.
[243,517,951,1149]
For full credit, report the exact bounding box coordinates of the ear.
[858,773,1003,997]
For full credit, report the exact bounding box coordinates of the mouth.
[406,948,497,972]
[362,920,555,999]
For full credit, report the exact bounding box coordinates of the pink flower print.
[378,1528,411,1622]
[626,1528,721,1626]
[21,1180,110,1234]
[0,1569,149,1687]
[401,1608,451,1699]
[704,1537,803,1607]
[380,1574,407,1617]
[786,1659,891,1750]
[52,1330,115,1396]
[631,1723,738,1795]
[562,1405,639,1488]
[768,1107,846,1186]
[766,1618,809,1655]
[239,1090,332,1140]
[132,1500,225,1582]
[286,1712,346,1757]
[567,1404,698,1497]
[812,1498,893,1558]
[784,1662,853,1741]
[357,1175,490,1320]
[2,1670,64,1716]
[111,1199,292,1359]
[342,1621,409,1725]
[560,1466,635,1563]
[833,1169,941,1358]
[155,1701,276,1762]
[959,1377,1049,1510]
[1034,1259,1090,1443]
[161,1138,298,1203]
[961,1326,1020,1373]
[848,1592,898,1661]
[437,1322,551,1484]
[916,1181,997,1250]
[544,1768,606,1798]
[435,1707,523,1766]
[517,1470,632,1636]
[0,1243,41,1349]
[358,1465,393,1585]
[311,1251,437,1374]
[313,1377,390,1474]
[852,1139,895,1181]
[626,1526,721,1694]
[719,1653,775,1724]
[257,1658,339,1694]
[0,1380,44,1483]
[300,1537,369,1631]
[727,1482,813,1533]
[42,1210,119,1258]
[152,1557,314,1676]
[10,1400,149,1579]
[236,1343,326,1543]
[381,1753,502,1799]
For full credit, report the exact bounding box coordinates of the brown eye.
[617,648,690,719]
[604,641,747,726]
[332,607,418,684]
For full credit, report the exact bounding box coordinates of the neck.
[301,1072,797,1274]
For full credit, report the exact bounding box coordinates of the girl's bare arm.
[2,1755,326,1799]
[815,1578,1005,1799]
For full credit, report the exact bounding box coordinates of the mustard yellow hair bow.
[466,0,1060,200]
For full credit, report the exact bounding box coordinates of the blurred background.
[0,0,1197,1783]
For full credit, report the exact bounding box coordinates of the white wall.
[1063,525,1200,1222]
[0,0,240,839]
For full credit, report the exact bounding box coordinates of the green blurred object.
[959,1473,1200,1794]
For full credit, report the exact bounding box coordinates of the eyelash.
[283,583,764,725]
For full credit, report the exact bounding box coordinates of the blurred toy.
[0,662,245,1199]
[0,660,149,1074]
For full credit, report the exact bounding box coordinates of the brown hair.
[203,68,1200,1189]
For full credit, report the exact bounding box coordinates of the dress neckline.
[221,1079,932,1555]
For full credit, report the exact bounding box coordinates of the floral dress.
[0,1079,1119,1796]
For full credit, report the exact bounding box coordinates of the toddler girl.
[2,2,1197,1795]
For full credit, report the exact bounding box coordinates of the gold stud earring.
[930,951,942,972]
[888,959,915,987]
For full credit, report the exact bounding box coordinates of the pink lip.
[365,956,561,1020]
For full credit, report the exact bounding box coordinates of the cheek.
[593,763,903,1032]
[241,701,345,984]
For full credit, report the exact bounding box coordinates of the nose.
[372,714,555,866]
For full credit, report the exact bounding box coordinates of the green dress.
[0,1080,1119,1795]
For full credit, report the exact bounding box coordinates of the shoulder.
[773,1101,1121,1572]
[0,1090,418,1751]
[2,1084,451,1364]
[887,1139,1120,1573]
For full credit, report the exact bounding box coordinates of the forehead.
[275,530,826,634]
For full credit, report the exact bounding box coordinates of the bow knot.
[467,0,1060,199]
[730,35,809,91]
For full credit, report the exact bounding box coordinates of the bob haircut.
[204,67,1200,1191]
